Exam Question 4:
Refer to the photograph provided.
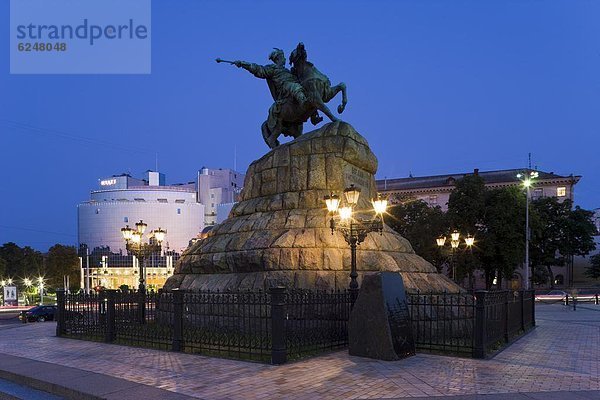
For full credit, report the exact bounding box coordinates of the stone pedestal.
[165,122,461,293]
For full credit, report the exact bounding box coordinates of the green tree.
[530,198,596,287]
[479,187,526,289]
[447,175,487,285]
[0,257,6,277]
[562,206,597,282]
[0,242,43,279]
[385,200,447,271]
[46,244,80,290]
[585,254,600,280]
[447,175,487,233]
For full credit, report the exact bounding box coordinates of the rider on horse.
[233,49,315,147]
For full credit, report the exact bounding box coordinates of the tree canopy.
[0,242,80,290]
[385,200,447,271]
[386,175,596,289]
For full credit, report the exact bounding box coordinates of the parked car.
[19,305,57,322]
[535,290,567,302]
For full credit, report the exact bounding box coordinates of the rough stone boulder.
[165,122,461,293]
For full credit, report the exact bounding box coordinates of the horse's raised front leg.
[333,82,347,114]
[315,100,338,122]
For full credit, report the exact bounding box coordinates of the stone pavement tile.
[0,354,195,400]
[0,304,598,399]
[521,390,600,400]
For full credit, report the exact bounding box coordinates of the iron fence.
[56,287,352,364]
[407,290,535,358]
[56,288,534,363]
[407,292,475,356]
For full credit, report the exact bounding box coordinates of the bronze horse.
[262,43,348,147]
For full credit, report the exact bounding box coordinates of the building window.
[134,198,145,202]
[175,199,185,204]
[211,203,215,208]
[211,194,215,198]
[95,209,100,214]
[177,208,181,215]
[532,188,543,199]
[557,187,566,197]
[124,217,128,223]
[157,198,168,203]
[428,195,438,205]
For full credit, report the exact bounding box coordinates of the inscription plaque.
[348,272,416,360]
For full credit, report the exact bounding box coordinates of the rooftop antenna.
[155,152,159,172]
[528,152,532,170]
[234,145,237,172]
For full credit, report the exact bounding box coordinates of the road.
[0,311,21,328]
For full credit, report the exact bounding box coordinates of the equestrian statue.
[216,42,347,149]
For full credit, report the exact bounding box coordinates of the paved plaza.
[0,303,598,399]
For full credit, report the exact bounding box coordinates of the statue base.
[165,122,461,294]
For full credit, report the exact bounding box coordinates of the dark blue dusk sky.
[1,0,599,251]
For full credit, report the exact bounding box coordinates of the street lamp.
[23,278,32,305]
[121,221,166,322]
[517,170,538,290]
[436,232,475,282]
[121,221,166,294]
[37,277,44,305]
[324,185,388,299]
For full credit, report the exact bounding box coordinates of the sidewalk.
[0,304,598,399]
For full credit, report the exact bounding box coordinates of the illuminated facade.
[78,171,203,255]
[77,168,244,290]
[377,168,580,210]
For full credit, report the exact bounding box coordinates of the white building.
[78,171,205,255]
[197,167,245,226]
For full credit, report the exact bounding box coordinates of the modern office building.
[78,170,204,255]
[77,168,244,290]
[198,167,245,225]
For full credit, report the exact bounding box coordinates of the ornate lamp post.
[436,231,475,282]
[517,170,538,290]
[324,185,388,299]
[121,220,166,294]
[121,221,166,323]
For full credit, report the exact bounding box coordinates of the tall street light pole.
[517,170,538,290]
[121,220,166,323]
[37,277,44,305]
[324,185,388,302]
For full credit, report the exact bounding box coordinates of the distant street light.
[37,276,45,305]
[517,170,539,290]
[23,278,32,305]
[324,185,388,300]
[436,231,475,282]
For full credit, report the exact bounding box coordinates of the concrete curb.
[0,354,194,400]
